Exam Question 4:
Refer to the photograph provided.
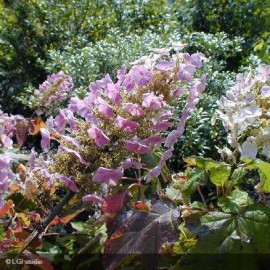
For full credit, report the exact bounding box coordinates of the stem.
[197,185,207,208]
[121,176,140,181]
[137,155,143,201]
[77,233,103,254]
[180,206,209,212]
[17,190,75,255]
[43,232,90,237]
[42,190,75,228]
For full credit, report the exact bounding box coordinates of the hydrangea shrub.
[32,46,207,203]
[217,64,270,159]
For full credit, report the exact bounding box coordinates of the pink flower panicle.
[88,126,110,148]
[48,45,207,192]
[92,167,123,187]
[0,155,15,207]
[32,71,73,115]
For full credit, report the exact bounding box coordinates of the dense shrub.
[0,0,186,114]
[1,48,270,270]
[43,29,182,91]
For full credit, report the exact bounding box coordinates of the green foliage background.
[0,0,269,161]
[1,1,270,269]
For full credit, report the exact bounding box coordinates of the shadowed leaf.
[177,205,270,270]
[103,200,179,270]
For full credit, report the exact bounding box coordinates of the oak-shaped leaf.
[103,200,180,270]
[102,190,131,214]
[176,204,270,270]
[218,189,252,214]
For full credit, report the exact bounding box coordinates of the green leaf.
[227,189,251,206]
[178,167,206,204]
[37,241,62,262]
[195,157,208,169]
[207,164,230,187]
[200,204,270,251]
[165,186,182,201]
[244,159,270,192]
[190,201,205,208]
[183,156,197,167]
[187,167,206,185]
[218,189,251,214]
[176,205,270,270]
[176,224,198,253]
[253,162,270,192]
[70,222,94,234]
[230,167,246,185]
[0,225,3,241]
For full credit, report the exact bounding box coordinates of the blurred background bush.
[0,0,269,170]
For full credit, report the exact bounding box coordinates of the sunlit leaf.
[253,161,270,192]
[60,209,84,225]
[0,200,13,217]
[131,201,149,212]
[16,212,30,226]
[207,164,230,187]
[29,116,46,135]
[183,156,197,167]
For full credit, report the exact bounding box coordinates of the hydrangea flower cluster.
[0,111,16,206]
[217,64,270,158]
[0,110,17,150]
[36,46,207,200]
[0,156,15,207]
[30,71,73,116]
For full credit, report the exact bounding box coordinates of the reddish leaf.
[29,117,46,135]
[49,216,59,226]
[102,191,131,213]
[0,200,13,217]
[13,221,23,233]
[132,201,149,212]
[103,200,179,270]
[26,211,41,223]
[60,209,84,224]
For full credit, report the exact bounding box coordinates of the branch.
[77,233,103,254]
[197,185,208,208]
[43,232,90,237]
[42,190,75,228]
[17,190,75,255]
